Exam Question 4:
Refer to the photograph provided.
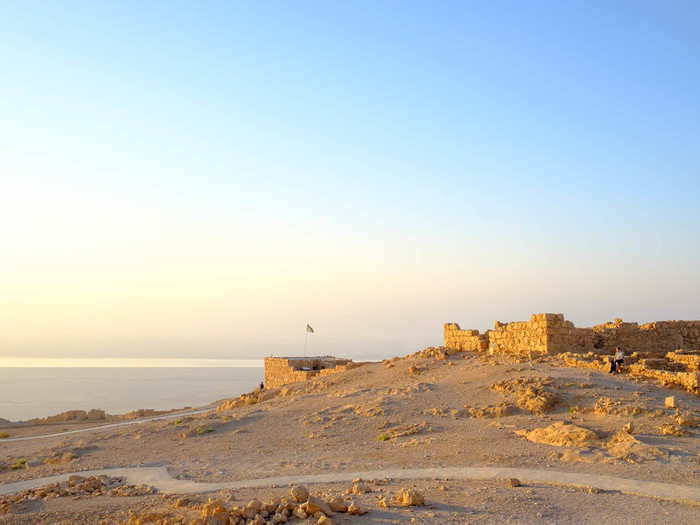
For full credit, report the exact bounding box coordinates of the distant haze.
[1,2,699,362]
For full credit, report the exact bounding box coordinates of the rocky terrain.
[1,347,698,524]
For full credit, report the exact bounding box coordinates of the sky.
[1,1,699,361]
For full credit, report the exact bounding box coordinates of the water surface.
[0,364,263,421]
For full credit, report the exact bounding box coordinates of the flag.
[306,324,314,333]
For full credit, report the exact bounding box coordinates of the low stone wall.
[264,356,356,389]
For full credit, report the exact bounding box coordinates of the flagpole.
[304,330,308,358]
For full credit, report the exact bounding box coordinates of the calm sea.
[0,359,264,422]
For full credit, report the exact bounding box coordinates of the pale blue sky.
[1,1,698,360]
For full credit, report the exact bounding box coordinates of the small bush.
[377,434,390,441]
[0,432,10,439]
[195,427,214,435]
[11,458,26,470]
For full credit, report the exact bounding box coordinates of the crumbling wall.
[487,314,552,355]
[444,314,700,356]
[264,357,355,389]
[443,323,488,351]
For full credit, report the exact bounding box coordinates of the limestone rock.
[201,499,230,525]
[290,485,309,503]
[346,500,368,515]
[393,488,425,506]
[327,496,347,512]
[305,496,332,516]
[348,481,371,494]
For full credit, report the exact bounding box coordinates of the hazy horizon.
[2,2,699,362]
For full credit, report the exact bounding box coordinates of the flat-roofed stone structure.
[264,356,358,389]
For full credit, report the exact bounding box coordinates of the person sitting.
[613,346,625,374]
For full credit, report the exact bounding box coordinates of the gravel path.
[2,466,698,505]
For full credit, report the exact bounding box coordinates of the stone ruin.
[264,356,360,389]
[445,313,700,393]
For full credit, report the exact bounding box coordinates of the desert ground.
[1,349,698,524]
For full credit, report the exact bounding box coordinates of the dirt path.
[2,465,698,505]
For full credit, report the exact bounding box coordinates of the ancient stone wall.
[445,314,700,356]
[264,356,356,389]
[443,323,487,351]
[487,314,551,355]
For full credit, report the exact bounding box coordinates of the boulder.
[393,488,425,506]
[327,496,347,512]
[347,500,368,515]
[305,496,333,516]
[290,485,309,503]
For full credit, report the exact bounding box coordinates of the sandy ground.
[1,350,699,523]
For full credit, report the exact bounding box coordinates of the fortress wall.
[587,319,700,355]
[486,313,551,355]
[445,314,700,356]
[443,323,488,351]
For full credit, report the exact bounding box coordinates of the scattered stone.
[508,478,521,487]
[348,481,371,494]
[658,423,689,437]
[665,396,677,409]
[491,377,559,414]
